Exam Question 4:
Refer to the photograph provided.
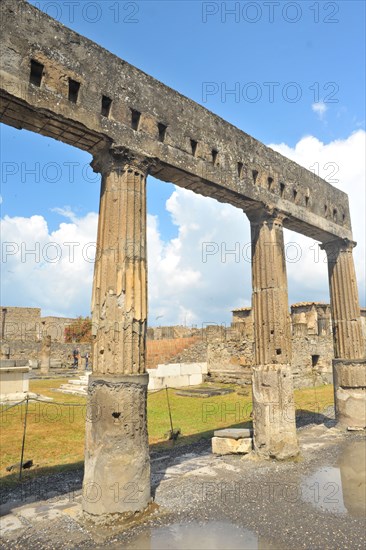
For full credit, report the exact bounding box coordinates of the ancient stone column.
[322,238,366,428]
[40,333,51,375]
[83,146,153,519]
[247,207,299,459]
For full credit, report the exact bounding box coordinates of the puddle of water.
[302,439,366,517]
[122,521,275,550]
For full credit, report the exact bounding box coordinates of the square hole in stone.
[158,123,167,142]
[101,96,112,117]
[131,109,141,130]
[68,79,80,104]
[30,59,44,87]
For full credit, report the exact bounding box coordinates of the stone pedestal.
[248,208,299,459]
[83,147,153,519]
[322,239,366,427]
[333,359,366,428]
[252,363,298,459]
[83,374,150,517]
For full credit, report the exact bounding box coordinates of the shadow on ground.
[0,405,335,514]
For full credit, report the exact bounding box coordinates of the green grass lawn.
[0,378,334,486]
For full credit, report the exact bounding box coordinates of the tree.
[64,317,92,343]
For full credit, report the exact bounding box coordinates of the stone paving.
[1,424,365,548]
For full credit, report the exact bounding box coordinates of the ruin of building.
[1,0,365,521]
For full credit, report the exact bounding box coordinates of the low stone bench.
[212,428,253,455]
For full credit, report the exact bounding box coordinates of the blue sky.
[1,1,365,323]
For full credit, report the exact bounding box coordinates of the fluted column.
[322,239,365,360]
[83,146,154,520]
[247,207,299,459]
[322,238,366,428]
[91,146,150,375]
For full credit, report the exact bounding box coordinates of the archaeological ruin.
[1,0,365,521]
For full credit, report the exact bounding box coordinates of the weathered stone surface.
[322,239,365,360]
[91,148,152,376]
[333,359,366,428]
[322,239,366,427]
[334,359,366,388]
[83,375,150,517]
[334,387,366,429]
[248,209,299,459]
[40,334,51,375]
[83,148,152,520]
[252,363,299,459]
[212,436,252,455]
[214,428,252,439]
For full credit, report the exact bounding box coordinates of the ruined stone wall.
[206,304,339,388]
[169,339,207,365]
[206,325,254,385]
[0,339,91,368]
[0,306,80,344]
[291,335,333,387]
[0,307,41,341]
[41,316,75,342]
[207,329,333,388]
[0,307,91,366]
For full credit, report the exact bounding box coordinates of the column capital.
[246,204,287,226]
[321,237,357,256]
[91,145,156,176]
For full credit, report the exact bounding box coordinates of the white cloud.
[147,130,365,324]
[1,131,365,324]
[268,130,365,308]
[312,101,328,120]
[1,211,98,317]
[51,206,79,223]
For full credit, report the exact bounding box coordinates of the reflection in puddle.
[123,521,274,550]
[302,440,366,517]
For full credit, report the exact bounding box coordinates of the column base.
[82,374,151,519]
[252,364,299,460]
[333,359,366,429]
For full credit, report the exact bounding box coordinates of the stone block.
[335,387,366,428]
[148,376,164,391]
[333,359,366,388]
[0,366,30,395]
[188,373,203,386]
[163,375,189,388]
[156,364,181,377]
[200,362,208,374]
[214,428,252,439]
[212,436,252,455]
[180,363,203,375]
